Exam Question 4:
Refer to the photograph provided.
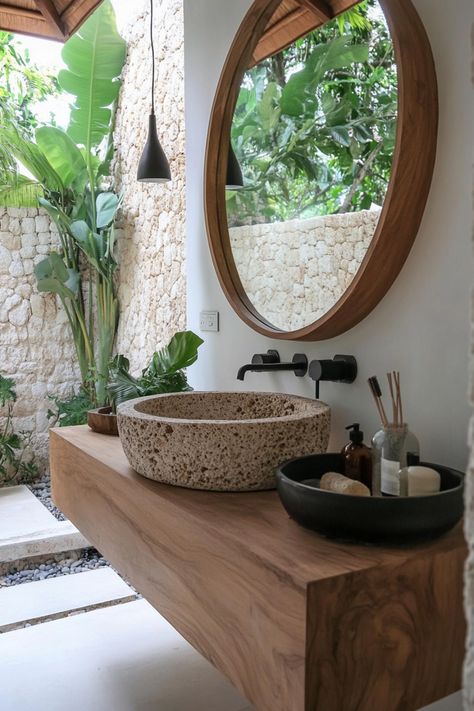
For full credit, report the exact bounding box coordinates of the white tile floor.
[0,568,136,631]
[0,598,254,711]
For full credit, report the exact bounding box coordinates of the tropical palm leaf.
[0,125,63,193]
[0,176,43,207]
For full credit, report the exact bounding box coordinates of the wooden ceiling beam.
[34,0,66,38]
[298,0,333,22]
[0,4,44,21]
[251,6,321,66]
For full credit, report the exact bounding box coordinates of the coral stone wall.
[229,209,380,331]
[113,0,186,373]
[0,208,79,467]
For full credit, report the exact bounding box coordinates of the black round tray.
[276,453,464,545]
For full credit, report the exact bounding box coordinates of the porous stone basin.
[117,391,331,491]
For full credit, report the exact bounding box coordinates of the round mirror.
[205,0,437,340]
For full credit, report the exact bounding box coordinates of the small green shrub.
[0,374,38,485]
[47,389,95,428]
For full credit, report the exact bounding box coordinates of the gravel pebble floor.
[27,472,66,521]
[1,548,110,587]
[3,473,140,594]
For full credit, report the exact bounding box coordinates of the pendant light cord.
[150,0,155,115]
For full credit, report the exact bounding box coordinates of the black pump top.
[346,423,364,444]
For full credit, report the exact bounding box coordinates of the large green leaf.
[36,126,87,189]
[281,36,368,117]
[59,0,126,151]
[69,219,114,277]
[96,192,120,229]
[146,331,204,377]
[35,252,80,301]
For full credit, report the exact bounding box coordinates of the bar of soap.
[406,466,441,496]
[320,472,371,497]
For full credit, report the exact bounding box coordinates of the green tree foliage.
[227,1,397,226]
[0,374,38,484]
[0,31,57,178]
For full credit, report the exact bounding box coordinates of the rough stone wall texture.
[113,0,186,373]
[0,208,79,468]
[229,209,380,331]
[463,23,474,711]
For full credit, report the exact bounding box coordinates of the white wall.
[184,0,473,476]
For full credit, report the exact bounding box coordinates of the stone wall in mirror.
[226,0,397,332]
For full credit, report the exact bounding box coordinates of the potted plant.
[87,331,204,435]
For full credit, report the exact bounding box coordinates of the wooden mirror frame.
[205,0,438,341]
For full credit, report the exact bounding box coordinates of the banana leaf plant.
[0,1,126,406]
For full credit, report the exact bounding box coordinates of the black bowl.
[276,453,464,545]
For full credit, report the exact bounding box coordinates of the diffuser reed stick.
[387,372,397,425]
[394,371,403,425]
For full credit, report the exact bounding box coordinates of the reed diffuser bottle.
[368,372,419,497]
[372,426,419,496]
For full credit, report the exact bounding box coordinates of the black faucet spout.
[237,352,308,381]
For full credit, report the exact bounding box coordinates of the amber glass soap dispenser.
[341,423,373,491]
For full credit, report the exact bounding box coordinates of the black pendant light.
[137,0,171,183]
[226,142,244,190]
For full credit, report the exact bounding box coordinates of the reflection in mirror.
[226,0,397,331]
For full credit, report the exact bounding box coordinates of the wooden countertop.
[50,426,467,711]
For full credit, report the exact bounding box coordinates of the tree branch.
[338,142,383,213]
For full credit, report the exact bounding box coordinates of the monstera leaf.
[59,0,126,154]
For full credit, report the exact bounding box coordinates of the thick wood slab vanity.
[50,427,466,711]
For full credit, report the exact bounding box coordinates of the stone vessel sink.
[117,391,331,491]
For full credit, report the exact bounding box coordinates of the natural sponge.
[320,472,371,496]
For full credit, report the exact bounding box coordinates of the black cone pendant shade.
[226,143,244,190]
[137,0,171,183]
[137,113,171,183]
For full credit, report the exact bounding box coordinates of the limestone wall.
[113,0,186,372]
[229,209,380,331]
[0,208,79,467]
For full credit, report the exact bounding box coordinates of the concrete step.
[0,486,88,563]
[0,568,136,632]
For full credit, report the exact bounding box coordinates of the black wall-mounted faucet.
[308,355,357,398]
[237,350,308,381]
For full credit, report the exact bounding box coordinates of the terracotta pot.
[87,406,119,436]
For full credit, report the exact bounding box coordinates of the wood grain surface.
[0,0,103,40]
[204,0,438,341]
[50,427,466,711]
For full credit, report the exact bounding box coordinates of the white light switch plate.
[199,311,219,332]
